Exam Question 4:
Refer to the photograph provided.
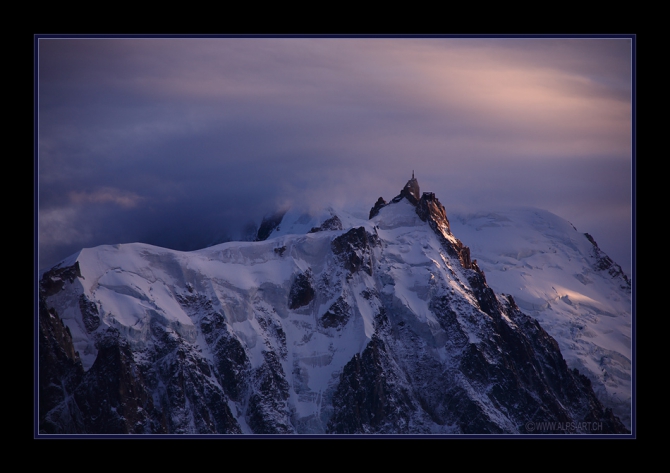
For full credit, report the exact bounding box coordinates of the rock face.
[37,175,629,435]
[449,208,633,429]
[288,271,316,309]
[415,191,477,271]
[256,210,287,241]
[331,227,379,276]
[309,215,343,234]
[400,174,421,204]
[369,197,387,219]
[38,298,85,434]
[585,233,631,290]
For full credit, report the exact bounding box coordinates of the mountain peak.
[38,180,631,435]
[370,173,421,218]
[392,171,421,205]
[403,171,421,203]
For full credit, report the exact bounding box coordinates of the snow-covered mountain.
[38,176,629,435]
[450,209,632,429]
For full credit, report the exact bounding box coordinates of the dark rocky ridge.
[40,261,82,298]
[369,197,387,219]
[585,232,631,291]
[327,290,627,434]
[288,270,316,309]
[38,297,85,433]
[331,226,380,276]
[256,210,287,242]
[309,215,343,233]
[372,175,481,274]
[320,297,351,330]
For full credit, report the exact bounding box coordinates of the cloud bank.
[37,37,633,275]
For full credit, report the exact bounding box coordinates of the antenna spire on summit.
[412,170,415,179]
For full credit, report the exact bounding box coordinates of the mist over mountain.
[37,176,630,435]
[38,38,632,279]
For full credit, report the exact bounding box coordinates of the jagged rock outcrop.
[326,285,627,434]
[391,171,421,205]
[70,327,160,434]
[416,192,450,231]
[40,261,82,297]
[331,227,379,276]
[247,350,293,433]
[79,295,101,333]
[288,270,316,309]
[38,297,85,434]
[327,335,415,433]
[369,197,387,219]
[319,297,352,329]
[39,288,244,434]
[256,210,287,241]
[417,192,479,271]
[384,175,478,273]
[450,208,632,429]
[585,232,631,291]
[308,215,343,233]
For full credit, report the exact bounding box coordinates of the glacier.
[451,208,632,428]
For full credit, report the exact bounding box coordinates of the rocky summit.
[37,175,629,435]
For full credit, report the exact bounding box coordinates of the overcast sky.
[37,36,633,275]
